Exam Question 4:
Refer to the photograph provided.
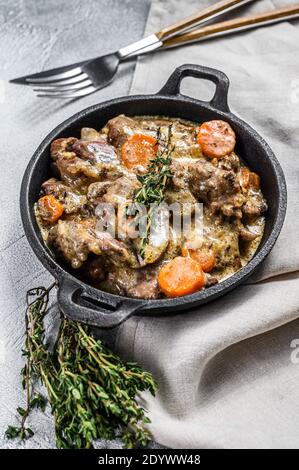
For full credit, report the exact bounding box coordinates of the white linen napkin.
[115,0,299,448]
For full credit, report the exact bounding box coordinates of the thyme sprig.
[133,126,174,258]
[5,284,157,448]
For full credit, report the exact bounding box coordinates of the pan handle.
[57,277,143,329]
[158,64,230,112]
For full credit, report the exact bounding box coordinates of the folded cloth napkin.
[114,0,299,449]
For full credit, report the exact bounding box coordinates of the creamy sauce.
[35,115,268,299]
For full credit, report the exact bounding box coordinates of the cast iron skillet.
[20,64,287,329]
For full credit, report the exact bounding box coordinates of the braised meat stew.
[35,115,267,299]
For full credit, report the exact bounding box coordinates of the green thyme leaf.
[30,393,47,412]
[17,407,27,417]
[5,283,157,449]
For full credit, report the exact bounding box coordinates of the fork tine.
[10,61,88,84]
[36,85,97,99]
[31,78,92,92]
[27,73,90,87]
[25,66,84,84]
[33,83,92,94]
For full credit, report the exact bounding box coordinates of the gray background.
[0,0,151,449]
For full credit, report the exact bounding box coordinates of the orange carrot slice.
[158,256,204,298]
[197,120,236,158]
[121,134,157,171]
[182,247,216,273]
[37,195,64,224]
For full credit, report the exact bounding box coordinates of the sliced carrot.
[158,256,204,298]
[240,167,251,189]
[121,134,157,171]
[240,167,261,191]
[249,172,260,190]
[37,195,64,224]
[197,120,236,158]
[182,247,216,273]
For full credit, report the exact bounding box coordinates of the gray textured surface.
[0,0,151,449]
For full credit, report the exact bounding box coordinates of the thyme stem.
[132,125,174,258]
[5,283,157,448]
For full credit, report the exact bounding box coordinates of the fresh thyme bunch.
[133,126,174,258]
[5,284,157,449]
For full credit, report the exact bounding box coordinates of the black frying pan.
[20,64,287,328]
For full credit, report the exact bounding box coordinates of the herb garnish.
[5,284,157,448]
[133,126,174,258]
